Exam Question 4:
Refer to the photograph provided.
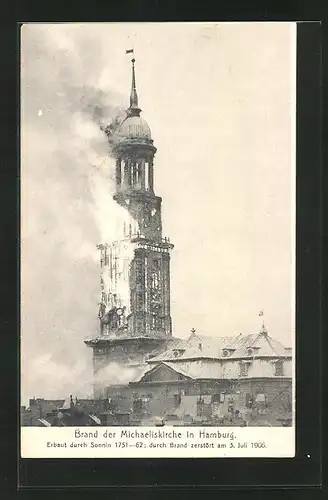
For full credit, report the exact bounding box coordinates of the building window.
[174,394,181,407]
[104,250,109,266]
[155,317,163,330]
[151,271,160,290]
[245,393,253,409]
[136,292,143,309]
[145,162,149,190]
[150,314,159,330]
[133,398,143,412]
[274,360,284,376]
[255,393,267,405]
[153,259,160,269]
[239,362,249,377]
[135,262,143,281]
[135,162,141,184]
[123,259,130,280]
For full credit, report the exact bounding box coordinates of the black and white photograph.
[20,22,296,457]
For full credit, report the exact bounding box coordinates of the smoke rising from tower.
[21,24,136,402]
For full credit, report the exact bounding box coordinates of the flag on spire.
[259,310,264,316]
[126,49,134,54]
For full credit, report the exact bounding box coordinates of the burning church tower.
[85,55,175,394]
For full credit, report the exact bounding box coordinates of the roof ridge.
[163,361,194,379]
[264,335,280,356]
[249,332,262,347]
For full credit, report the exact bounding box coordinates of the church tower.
[85,55,174,392]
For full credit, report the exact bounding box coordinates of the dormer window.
[173,349,185,358]
[222,348,235,357]
[246,346,260,356]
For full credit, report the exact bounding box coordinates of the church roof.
[148,331,291,363]
[164,361,221,379]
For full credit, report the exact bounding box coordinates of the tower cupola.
[115,56,155,149]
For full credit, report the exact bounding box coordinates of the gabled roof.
[137,362,193,383]
[148,331,291,363]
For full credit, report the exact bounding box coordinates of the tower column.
[116,159,121,187]
[149,160,154,192]
[124,159,130,188]
[140,158,146,190]
[131,160,136,186]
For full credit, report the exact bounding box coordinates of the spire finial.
[126,49,141,116]
[258,309,268,336]
[130,57,138,107]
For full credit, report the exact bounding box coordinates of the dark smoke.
[65,83,127,150]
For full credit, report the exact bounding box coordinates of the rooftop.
[148,331,291,363]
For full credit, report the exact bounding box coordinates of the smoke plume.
[94,362,146,387]
[21,24,132,404]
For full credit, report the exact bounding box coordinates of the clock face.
[117,308,123,316]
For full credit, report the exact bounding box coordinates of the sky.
[21,22,296,403]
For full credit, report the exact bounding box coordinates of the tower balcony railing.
[97,234,173,249]
[130,232,173,247]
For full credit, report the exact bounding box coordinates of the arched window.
[239,362,249,377]
[145,162,149,190]
[151,271,160,290]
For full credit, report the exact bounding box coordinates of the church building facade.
[83,55,292,426]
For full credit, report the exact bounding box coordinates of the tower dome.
[118,115,152,141]
[114,55,155,148]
